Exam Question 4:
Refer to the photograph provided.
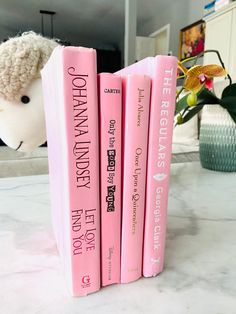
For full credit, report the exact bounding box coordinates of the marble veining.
[0,162,236,314]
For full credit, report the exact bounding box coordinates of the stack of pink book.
[41,46,177,296]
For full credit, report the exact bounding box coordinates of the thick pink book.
[41,46,100,296]
[98,73,122,286]
[116,56,177,277]
[120,74,151,283]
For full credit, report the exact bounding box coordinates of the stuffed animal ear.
[0,32,58,102]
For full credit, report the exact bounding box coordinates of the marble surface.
[0,147,48,178]
[0,162,236,314]
[0,145,198,178]
[0,141,199,178]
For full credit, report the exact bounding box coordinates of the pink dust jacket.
[98,73,122,286]
[41,46,100,296]
[116,56,177,277]
[120,74,151,283]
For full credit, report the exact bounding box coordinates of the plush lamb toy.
[0,32,58,152]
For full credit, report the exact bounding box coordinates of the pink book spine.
[62,47,100,295]
[121,74,151,283]
[143,56,177,277]
[42,47,100,296]
[98,73,122,286]
[115,56,177,277]
[42,47,71,284]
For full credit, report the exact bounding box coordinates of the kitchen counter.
[1,162,236,314]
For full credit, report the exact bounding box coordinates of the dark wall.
[97,49,121,73]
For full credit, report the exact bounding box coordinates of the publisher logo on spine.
[104,88,121,94]
[81,275,91,288]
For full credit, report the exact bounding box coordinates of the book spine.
[143,56,177,277]
[121,74,151,283]
[41,46,70,278]
[63,47,100,295]
[98,73,122,286]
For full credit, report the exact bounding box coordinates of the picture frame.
[179,20,206,61]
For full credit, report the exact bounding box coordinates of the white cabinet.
[229,7,236,80]
[204,3,236,81]
[135,36,155,61]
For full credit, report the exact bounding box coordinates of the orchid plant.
[175,50,236,125]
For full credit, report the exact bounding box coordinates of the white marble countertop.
[1,162,236,314]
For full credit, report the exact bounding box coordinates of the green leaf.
[222,83,236,99]
[182,105,204,124]
[175,93,189,115]
[175,87,219,116]
[220,97,236,112]
[197,87,220,104]
[226,110,236,124]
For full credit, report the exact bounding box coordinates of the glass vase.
[199,104,236,172]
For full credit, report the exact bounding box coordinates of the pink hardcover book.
[41,46,100,296]
[116,55,177,277]
[120,74,151,283]
[98,73,122,286]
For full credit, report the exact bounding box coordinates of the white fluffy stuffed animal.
[0,32,58,152]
